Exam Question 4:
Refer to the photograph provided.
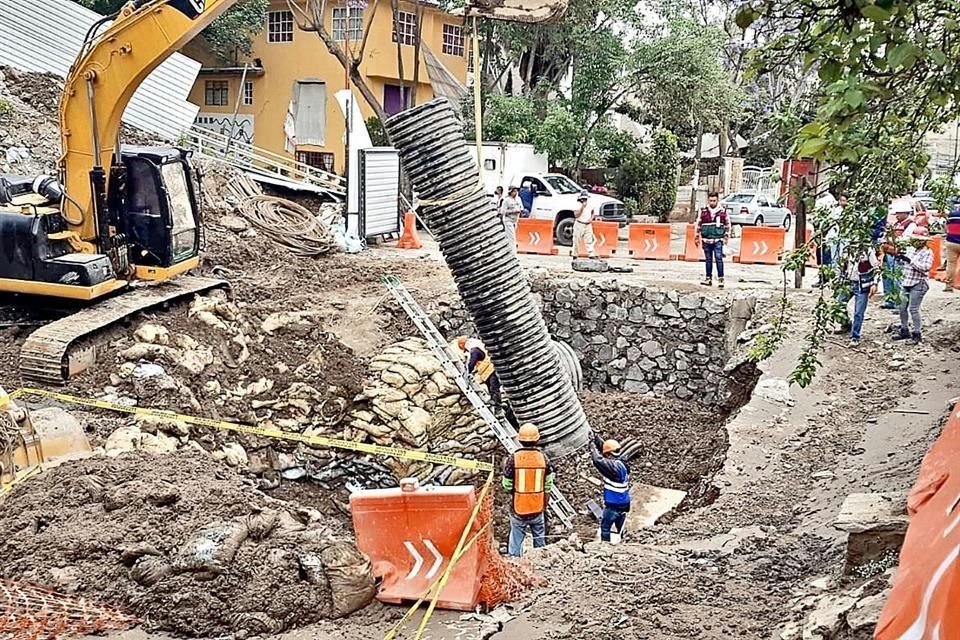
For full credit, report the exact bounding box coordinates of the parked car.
[721,192,793,231]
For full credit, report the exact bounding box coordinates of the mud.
[0,452,373,637]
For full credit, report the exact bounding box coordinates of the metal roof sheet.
[0,0,202,139]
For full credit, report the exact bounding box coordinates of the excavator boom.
[59,0,238,238]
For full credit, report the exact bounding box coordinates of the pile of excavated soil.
[0,452,376,637]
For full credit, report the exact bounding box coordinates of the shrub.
[615,129,679,222]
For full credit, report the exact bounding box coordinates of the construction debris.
[0,452,376,636]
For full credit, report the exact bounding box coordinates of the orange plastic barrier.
[351,479,484,611]
[929,235,943,278]
[680,224,703,262]
[516,218,557,255]
[627,224,672,260]
[397,211,422,249]
[573,221,618,258]
[737,227,785,265]
[875,403,960,639]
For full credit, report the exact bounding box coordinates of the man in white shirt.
[500,186,525,245]
[573,191,597,259]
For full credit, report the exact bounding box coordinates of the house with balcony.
[185,0,470,175]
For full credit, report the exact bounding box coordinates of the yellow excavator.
[0,0,568,482]
[0,0,242,384]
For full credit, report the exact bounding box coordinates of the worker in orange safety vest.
[501,423,555,557]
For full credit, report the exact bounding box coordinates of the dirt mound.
[0,452,375,636]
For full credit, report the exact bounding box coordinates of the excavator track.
[19,276,228,385]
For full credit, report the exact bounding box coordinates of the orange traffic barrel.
[397,211,423,249]
[350,478,484,611]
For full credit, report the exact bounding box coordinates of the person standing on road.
[493,186,504,212]
[944,203,960,292]
[500,186,525,246]
[835,248,879,347]
[573,190,598,259]
[501,423,555,557]
[881,200,917,309]
[695,191,731,288]
[589,432,631,543]
[892,227,934,344]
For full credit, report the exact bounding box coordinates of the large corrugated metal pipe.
[384,98,590,458]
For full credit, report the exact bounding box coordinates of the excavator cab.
[117,146,201,272]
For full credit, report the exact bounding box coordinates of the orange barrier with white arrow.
[350,478,485,611]
[515,218,557,255]
[572,221,618,257]
[627,223,672,261]
[736,227,785,265]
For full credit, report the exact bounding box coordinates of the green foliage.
[71,0,267,62]
[480,95,539,144]
[615,129,679,221]
[738,0,960,385]
[201,0,269,60]
[366,116,389,147]
[0,97,11,117]
[929,176,959,214]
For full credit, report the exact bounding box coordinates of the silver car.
[722,193,793,231]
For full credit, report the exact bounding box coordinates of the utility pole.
[794,176,807,289]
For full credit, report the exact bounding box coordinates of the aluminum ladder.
[381,275,578,528]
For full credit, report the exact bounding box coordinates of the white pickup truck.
[480,143,627,246]
[505,173,627,246]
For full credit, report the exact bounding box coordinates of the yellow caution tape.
[0,465,42,498]
[12,388,494,472]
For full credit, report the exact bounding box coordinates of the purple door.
[383,84,409,115]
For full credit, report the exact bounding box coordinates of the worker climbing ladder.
[381,275,578,529]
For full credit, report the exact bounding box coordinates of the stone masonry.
[433,271,755,406]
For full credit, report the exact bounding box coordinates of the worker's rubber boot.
[892,328,911,341]
[911,332,922,345]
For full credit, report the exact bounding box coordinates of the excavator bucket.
[0,388,91,487]
[461,0,568,23]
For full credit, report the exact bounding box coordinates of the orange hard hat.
[457,336,468,350]
[517,423,540,443]
[602,439,621,455]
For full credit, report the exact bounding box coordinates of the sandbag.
[173,520,250,578]
[320,542,377,617]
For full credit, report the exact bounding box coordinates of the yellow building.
[185,0,470,174]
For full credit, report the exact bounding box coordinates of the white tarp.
[0,0,202,139]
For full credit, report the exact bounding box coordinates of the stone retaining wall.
[433,272,755,406]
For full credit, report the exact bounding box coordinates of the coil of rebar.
[384,98,590,457]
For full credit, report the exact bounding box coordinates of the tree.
[615,129,679,221]
[72,0,267,62]
[738,0,960,385]
[287,0,388,122]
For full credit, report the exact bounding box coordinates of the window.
[392,10,417,46]
[268,10,294,43]
[242,81,253,106]
[484,159,495,171]
[442,23,464,57]
[204,80,229,106]
[467,49,474,73]
[297,151,336,173]
[383,84,411,115]
[332,5,364,41]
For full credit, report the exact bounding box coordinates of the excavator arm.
[59,0,238,241]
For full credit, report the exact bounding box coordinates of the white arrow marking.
[528,231,541,245]
[761,240,768,254]
[643,238,659,253]
[597,234,606,246]
[423,539,443,579]
[751,240,770,255]
[404,541,424,579]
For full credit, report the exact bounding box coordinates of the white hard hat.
[890,199,913,214]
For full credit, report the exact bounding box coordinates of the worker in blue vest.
[589,431,631,542]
